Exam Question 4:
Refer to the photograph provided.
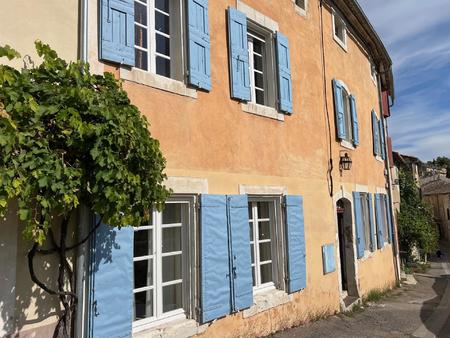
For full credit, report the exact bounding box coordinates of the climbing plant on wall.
[0,42,170,337]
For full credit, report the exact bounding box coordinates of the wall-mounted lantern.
[339,152,352,171]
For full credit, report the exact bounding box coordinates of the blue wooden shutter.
[322,244,336,274]
[333,79,346,140]
[349,95,359,146]
[379,118,386,160]
[100,0,135,66]
[372,111,380,156]
[228,7,251,101]
[187,0,211,91]
[89,220,134,338]
[199,195,231,323]
[374,193,384,249]
[227,195,253,311]
[385,194,393,243]
[276,32,293,114]
[285,195,306,293]
[368,194,376,252]
[352,192,365,259]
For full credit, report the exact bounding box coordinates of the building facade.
[422,178,450,241]
[0,0,398,337]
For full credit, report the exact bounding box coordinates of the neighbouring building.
[393,152,423,186]
[0,0,399,337]
[422,178,450,241]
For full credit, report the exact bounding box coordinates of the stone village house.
[0,0,399,337]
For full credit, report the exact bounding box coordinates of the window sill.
[242,289,291,319]
[375,156,385,163]
[120,68,197,99]
[133,317,208,338]
[294,5,307,17]
[241,102,285,122]
[333,35,348,52]
[340,140,355,150]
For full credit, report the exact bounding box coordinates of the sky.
[358,0,450,162]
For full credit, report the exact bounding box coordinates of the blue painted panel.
[199,195,231,323]
[352,192,365,259]
[89,219,133,338]
[372,111,380,156]
[227,195,253,311]
[349,95,359,146]
[187,0,211,90]
[285,195,306,293]
[322,244,336,274]
[374,193,385,249]
[333,79,346,140]
[276,32,293,114]
[368,194,376,252]
[100,0,135,66]
[228,7,251,101]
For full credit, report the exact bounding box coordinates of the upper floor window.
[333,11,347,50]
[332,80,359,147]
[370,61,377,83]
[294,0,307,14]
[134,0,183,80]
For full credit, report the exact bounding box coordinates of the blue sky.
[358,0,450,161]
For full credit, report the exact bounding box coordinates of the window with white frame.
[295,0,306,11]
[341,87,354,143]
[248,198,282,290]
[134,0,183,80]
[370,61,377,83]
[133,199,192,325]
[247,25,277,108]
[360,193,374,251]
[380,196,389,243]
[333,11,347,48]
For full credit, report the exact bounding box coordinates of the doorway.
[336,198,358,300]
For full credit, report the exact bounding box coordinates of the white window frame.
[248,196,284,293]
[341,87,354,144]
[370,60,378,85]
[332,10,347,51]
[134,0,184,81]
[293,0,308,16]
[132,196,196,331]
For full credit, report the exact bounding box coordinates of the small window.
[333,12,347,48]
[295,0,306,10]
[248,198,282,290]
[342,88,354,143]
[361,193,374,251]
[247,24,277,108]
[133,198,193,325]
[134,0,183,80]
[370,62,377,83]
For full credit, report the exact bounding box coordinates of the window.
[248,198,282,290]
[378,118,383,156]
[380,197,389,243]
[247,25,277,108]
[133,199,192,325]
[333,11,347,49]
[295,0,307,11]
[134,0,183,80]
[342,88,354,144]
[360,193,374,251]
[370,61,377,83]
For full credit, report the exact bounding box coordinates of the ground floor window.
[380,195,389,243]
[360,193,374,251]
[248,197,283,291]
[133,198,192,325]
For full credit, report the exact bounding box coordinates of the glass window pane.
[135,26,147,48]
[162,254,182,283]
[250,243,255,264]
[249,222,253,240]
[134,229,152,257]
[162,203,181,224]
[155,11,170,34]
[248,205,253,219]
[259,241,272,262]
[296,0,306,9]
[135,49,148,71]
[162,226,181,253]
[156,34,170,56]
[135,2,147,25]
[252,267,256,286]
[260,263,273,284]
[163,283,182,313]
[254,72,264,90]
[253,40,263,55]
[257,202,270,219]
[258,221,271,240]
[254,55,263,72]
[134,259,153,289]
[134,290,153,320]
[155,0,169,12]
[255,90,265,105]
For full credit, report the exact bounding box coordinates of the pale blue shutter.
[285,195,306,293]
[227,195,253,311]
[89,221,133,338]
[100,0,135,66]
[276,32,293,114]
[199,195,231,323]
[352,192,365,259]
[349,95,359,146]
[228,7,251,101]
[372,111,380,156]
[187,0,211,91]
[368,194,376,252]
[379,118,386,160]
[322,244,336,274]
[374,193,384,249]
[385,194,393,243]
[333,79,346,140]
